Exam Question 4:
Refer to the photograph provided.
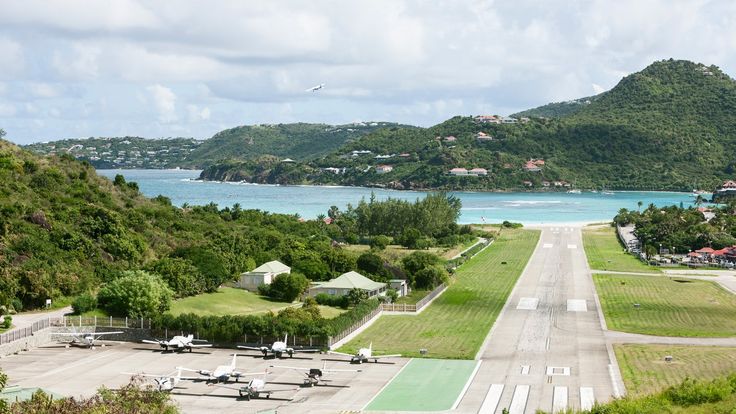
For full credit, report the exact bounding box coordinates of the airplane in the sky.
[306,83,324,92]
[141,334,212,352]
[122,368,185,392]
[237,334,321,359]
[214,372,298,400]
[328,343,401,364]
[176,354,264,384]
[52,330,123,349]
[269,361,361,387]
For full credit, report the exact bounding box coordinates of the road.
[457,226,621,414]
[6,306,72,331]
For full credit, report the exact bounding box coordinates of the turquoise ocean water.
[98,169,696,225]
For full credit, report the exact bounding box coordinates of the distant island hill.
[25,59,736,192]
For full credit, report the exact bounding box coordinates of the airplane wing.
[292,348,321,353]
[52,332,85,337]
[260,386,300,394]
[372,354,402,359]
[141,339,163,345]
[187,343,213,348]
[237,345,268,351]
[232,370,269,378]
[268,365,305,371]
[94,331,124,336]
[323,368,362,373]
[327,350,353,357]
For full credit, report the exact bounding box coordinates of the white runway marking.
[546,366,571,376]
[552,386,568,413]
[520,365,530,375]
[509,384,530,414]
[580,387,595,410]
[543,243,553,248]
[567,244,577,249]
[478,384,504,414]
[517,297,539,310]
[567,299,588,312]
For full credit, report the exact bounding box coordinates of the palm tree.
[637,200,643,212]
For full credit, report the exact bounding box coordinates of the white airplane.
[53,330,123,349]
[269,361,361,387]
[176,354,263,384]
[237,334,321,359]
[214,372,298,400]
[329,343,401,364]
[122,368,185,392]
[142,334,212,352]
[306,83,324,92]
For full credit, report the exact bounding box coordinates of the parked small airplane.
[306,83,324,92]
[270,361,361,387]
[53,330,123,349]
[329,343,401,364]
[237,334,321,359]
[214,372,298,400]
[122,368,185,391]
[142,334,212,352]
[177,354,263,383]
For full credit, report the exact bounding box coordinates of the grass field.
[594,274,736,337]
[583,226,660,273]
[365,359,479,411]
[339,228,540,359]
[394,289,430,305]
[615,344,736,396]
[168,287,295,316]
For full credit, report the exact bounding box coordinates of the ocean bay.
[98,169,696,225]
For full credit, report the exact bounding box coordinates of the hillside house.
[375,165,394,174]
[542,181,551,187]
[443,136,457,142]
[523,161,542,172]
[449,168,469,176]
[389,279,409,297]
[474,115,502,124]
[469,168,488,176]
[236,260,290,292]
[475,132,493,142]
[523,180,533,187]
[308,271,387,298]
[501,117,518,124]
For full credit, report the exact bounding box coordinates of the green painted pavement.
[365,358,478,411]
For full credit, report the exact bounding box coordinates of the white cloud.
[187,104,211,122]
[592,83,606,94]
[0,38,24,79]
[146,84,177,123]
[53,44,101,80]
[0,102,17,117]
[28,83,60,99]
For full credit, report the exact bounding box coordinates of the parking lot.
[0,341,409,414]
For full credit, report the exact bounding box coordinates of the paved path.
[457,226,620,413]
[6,306,72,331]
[593,269,736,295]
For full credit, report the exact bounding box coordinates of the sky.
[1,0,735,144]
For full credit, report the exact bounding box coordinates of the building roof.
[450,167,468,172]
[318,271,386,291]
[470,168,488,173]
[249,260,290,274]
[696,247,715,253]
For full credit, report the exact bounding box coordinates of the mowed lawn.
[339,228,540,359]
[615,344,736,396]
[168,287,295,316]
[594,274,736,337]
[583,225,660,273]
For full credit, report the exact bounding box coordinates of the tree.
[267,272,309,302]
[147,257,204,297]
[369,235,391,250]
[113,174,126,186]
[357,252,387,279]
[0,367,7,413]
[414,265,449,289]
[97,271,174,318]
[402,251,441,276]
[72,293,97,314]
[398,227,422,249]
[346,288,369,306]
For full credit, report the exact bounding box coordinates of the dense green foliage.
[614,203,736,253]
[97,271,174,318]
[204,59,736,191]
[259,272,309,302]
[511,95,599,118]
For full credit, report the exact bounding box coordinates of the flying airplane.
[122,368,185,392]
[306,83,324,92]
[141,334,212,352]
[328,343,401,364]
[213,372,298,400]
[52,330,123,349]
[176,354,264,384]
[237,334,321,359]
[269,361,361,387]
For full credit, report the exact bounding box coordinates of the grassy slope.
[168,287,294,316]
[615,344,736,396]
[594,274,736,337]
[339,228,539,359]
[583,226,660,273]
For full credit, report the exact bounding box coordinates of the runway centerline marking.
[478,384,504,414]
[509,384,530,414]
[553,386,568,413]
[567,299,588,312]
[543,243,553,248]
[580,387,595,410]
[567,244,577,249]
[516,297,539,310]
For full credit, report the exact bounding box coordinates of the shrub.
[664,376,733,406]
[502,221,523,228]
[72,293,98,315]
[315,293,349,309]
[267,272,309,302]
[97,271,174,318]
[2,315,11,329]
[414,265,449,289]
[369,235,391,250]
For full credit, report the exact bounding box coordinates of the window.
[328,289,336,295]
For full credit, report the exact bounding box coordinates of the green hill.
[511,95,599,118]
[202,59,736,191]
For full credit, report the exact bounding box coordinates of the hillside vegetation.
[203,59,736,191]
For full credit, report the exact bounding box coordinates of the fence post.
[125,317,128,328]
[79,315,82,326]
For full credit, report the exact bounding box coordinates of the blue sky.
[1,0,735,144]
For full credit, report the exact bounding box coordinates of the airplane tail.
[230,353,238,368]
[173,367,183,385]
[369,342,372,352]
[284,333,288,344]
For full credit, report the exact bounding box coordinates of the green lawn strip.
[394,289,431,305]
[340,228,539,359]
[614,344,736,396]
[583,226,660,273]
[365,359,478,411]
[168,287,295,316]
[594,274,736,337]
[316,305,346,318]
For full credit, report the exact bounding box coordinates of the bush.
[267,272,309,302]
[72,293,98,315]
[386,289,399,303]
[502,221,523,228]
[97,271,174,318]
[315,293,349,308]
[2,315,11,329]
[369,235,391,250]
[665,376,733,406]
[414,265,449,289]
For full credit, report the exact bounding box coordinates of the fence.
[0,318,53,345]
[327,305,382,347]
[380,282,447,313]
[60,315,152,329]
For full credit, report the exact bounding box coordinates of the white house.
[449,168,469,176]
[308,271,387,298]
[375,165,394,174]
[389,279,409,297]
[236,260,290,292]
[469,168,488,176]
